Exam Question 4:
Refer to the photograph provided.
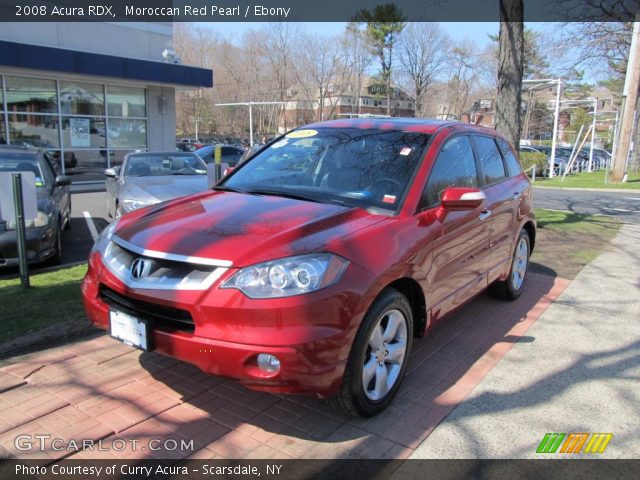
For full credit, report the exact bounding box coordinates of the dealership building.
[0,22,212,181]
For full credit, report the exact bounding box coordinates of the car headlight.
[221,254,349,298]
[90,219,118,256]
[121,199,157,213]
[5,211,50,229]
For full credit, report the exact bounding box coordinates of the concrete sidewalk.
[410,223,640,459]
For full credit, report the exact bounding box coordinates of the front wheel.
[329,288,413,417]
[489,229,530,301]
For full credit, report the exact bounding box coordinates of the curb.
[533,185,640,194]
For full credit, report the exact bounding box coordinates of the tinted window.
[224,128,431,210]
[497,139,522,177]
[0,153,46,186]
[475,135,506,185]
[423,135,478,208]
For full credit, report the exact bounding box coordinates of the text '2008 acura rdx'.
[82,119,536,416]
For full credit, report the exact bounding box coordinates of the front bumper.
[81,252,376,397]
[0,226,56,267]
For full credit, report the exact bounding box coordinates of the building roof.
[0,40,212,88]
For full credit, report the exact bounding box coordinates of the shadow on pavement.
[129,271,565,458]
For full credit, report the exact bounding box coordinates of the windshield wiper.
[213,185,240,191]
[244,189,348,206]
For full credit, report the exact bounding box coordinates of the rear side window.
[475,135,506,185]
[422,135,478,208]
[497,139,523,177]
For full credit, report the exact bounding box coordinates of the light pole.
[215,101,286,147]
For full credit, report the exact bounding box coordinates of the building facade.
[0,22,212,181]
[278,82,416,132]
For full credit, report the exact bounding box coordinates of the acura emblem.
[130,258,149,280]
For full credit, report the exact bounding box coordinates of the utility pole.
[550,78,562,178]
[612,21,640,183]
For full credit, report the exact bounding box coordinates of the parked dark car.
[83,119,535,416]
[194,145,245,167]
[0,145,71,267]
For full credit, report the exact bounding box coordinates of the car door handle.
[479,209,492,221]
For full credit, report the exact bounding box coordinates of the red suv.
[82,119,535,416]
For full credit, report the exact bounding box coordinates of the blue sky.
[198,22,501,48]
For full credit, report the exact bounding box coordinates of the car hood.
[121,176,208,203]
[114,191,385,267]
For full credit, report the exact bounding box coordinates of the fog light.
[257,354,280,374]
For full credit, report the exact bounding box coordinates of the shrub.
[519,151,547,176]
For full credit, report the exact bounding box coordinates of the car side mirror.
[105,168,117,178]
[441,187,485,210]
[55,175,72,186]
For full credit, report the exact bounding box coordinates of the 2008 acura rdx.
[82,119,536,416]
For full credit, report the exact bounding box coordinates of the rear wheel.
[329,289,413,417]
[489,229,530,301]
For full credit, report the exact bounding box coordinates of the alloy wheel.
[511,237,528,290]
[362,309,408,401]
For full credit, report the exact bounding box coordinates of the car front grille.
[99,285,195,333]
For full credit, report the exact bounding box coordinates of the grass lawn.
[534,170,640,189]
[0,264,87,343]
[532,208,622,278]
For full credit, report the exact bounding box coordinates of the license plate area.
[109,310,151,351]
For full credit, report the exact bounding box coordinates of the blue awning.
[0,40,212,88]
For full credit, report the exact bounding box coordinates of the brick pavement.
[0,273,568,461]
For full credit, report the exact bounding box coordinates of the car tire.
[329,288,413,417]
[489,229,530,301]
[64,201,72,231]
[51,223,63,266]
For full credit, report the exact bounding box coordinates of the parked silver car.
[105,152,208,218]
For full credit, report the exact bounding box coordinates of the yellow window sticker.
[285,129,318,139]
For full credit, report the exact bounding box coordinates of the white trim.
[112,235,233,268]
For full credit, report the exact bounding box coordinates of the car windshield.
[221,127,431,210]
[0,153,46,187]
[124,153,206,177]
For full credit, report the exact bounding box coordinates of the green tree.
[489,27,549,80]
[352,4,406,116]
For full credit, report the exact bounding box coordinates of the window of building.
[8,114,60,148]
[4,77,57,114]
[60,81,105,116]
[0,75,148,181]
[422,135,479,209]
[474,135,507,185]
[107,86,146,117]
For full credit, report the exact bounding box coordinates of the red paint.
[82,119,536,398]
